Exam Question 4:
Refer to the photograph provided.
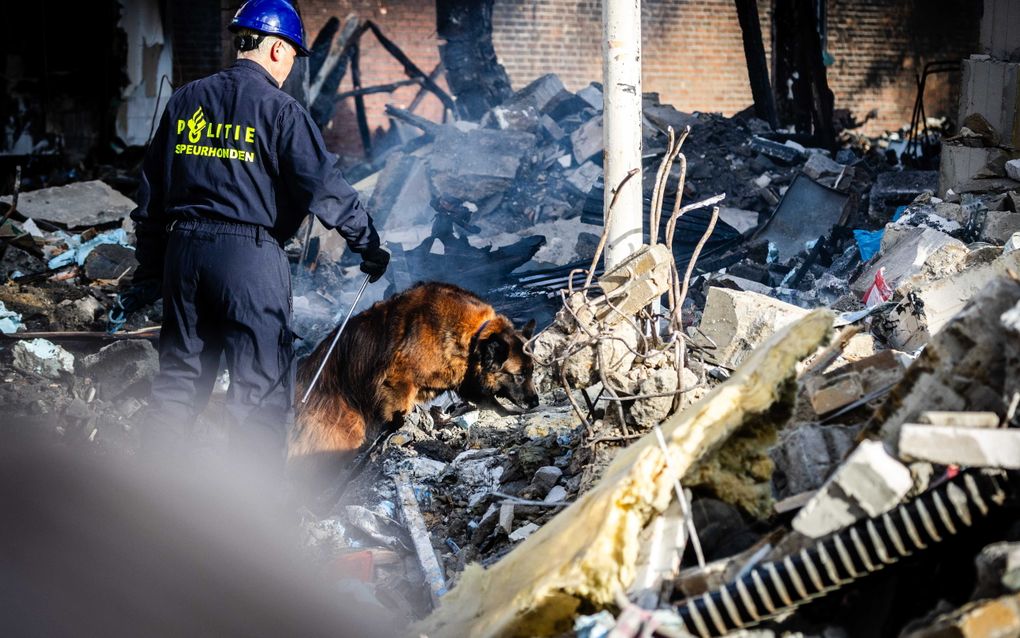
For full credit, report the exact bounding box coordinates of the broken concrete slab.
[716,207,759,235]
[80,339,159,401]
[959,58,1020,150]
[696,287,809,369]
[0,180,137,229]
[802,153,844,181]
[486,74,566,131]
[804,370,865,415]
[415,311,832,638]
[886,248,1020,351]
[940,144,1005,195]
[898,424,1020,469]
[595,244,672,325]
[13,338,75,379]
[851,225,969,297]
[792,439,913,539]
[427,126,536,203]
[918,411,1001,427]
[531,466,563,495]
[570,114,603,165]
[1007,159,1020,182]
[876,277,1020,444]
[565,161,601,196]
[367,153,437,231]
[981,210,1020,244]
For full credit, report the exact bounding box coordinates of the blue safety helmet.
[229,0,310,57]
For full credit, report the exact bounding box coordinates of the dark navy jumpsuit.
[132,59,379,460]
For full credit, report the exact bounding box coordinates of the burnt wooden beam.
[435,0,512,120]
[350,43,373,158]
[773,0,835,148]
[408,62,444,114]
[384,104,441,138]
[364,21,456,112]
[334,78,422,101]
[734,0,778,129]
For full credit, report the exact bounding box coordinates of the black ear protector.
[234,33,266,52]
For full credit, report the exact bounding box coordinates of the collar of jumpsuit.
[232,58,281,89]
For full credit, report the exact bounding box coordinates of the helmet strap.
[234,33,266,52]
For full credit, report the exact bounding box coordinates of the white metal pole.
[602,0,643,269]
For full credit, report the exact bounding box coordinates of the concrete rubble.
[4,10,1020,637]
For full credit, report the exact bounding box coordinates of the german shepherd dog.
[289,282,538,463]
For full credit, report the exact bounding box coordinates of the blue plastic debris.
[853,205,907,262]
[48,228,132,270]
[0,301,24,334]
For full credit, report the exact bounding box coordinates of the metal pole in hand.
[301,274,371,404]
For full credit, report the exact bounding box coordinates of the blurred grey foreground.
[0,434,395,638]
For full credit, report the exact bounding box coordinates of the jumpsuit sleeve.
[276,102,380,253]
[130,109,172,282]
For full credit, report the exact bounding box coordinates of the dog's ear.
[520,319,536,340]
[480,336,510,371]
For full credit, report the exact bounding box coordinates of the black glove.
[359,245,390,283]
[107,279,162,333]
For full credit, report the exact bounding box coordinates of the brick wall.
[170,0,224,86]
[295,0,448,159]
[825,0,980,134]
[492,0,980,136]
[175,0,981,152]
[492,0,772,117]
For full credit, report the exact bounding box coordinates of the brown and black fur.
[289,282,538,464]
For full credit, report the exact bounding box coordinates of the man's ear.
[270,39,286,62]
[520,319,536,340]
[480,337,509,371]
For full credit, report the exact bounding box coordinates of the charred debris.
[3,6,1020,638]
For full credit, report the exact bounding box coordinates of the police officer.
[130,0,389,466]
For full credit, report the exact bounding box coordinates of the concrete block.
[696,287,809,369]
[570,114,603,164]
[898,424,1020,469]
[792,440,913,539]
[531,466,562,494]
[981,210,1020,244]
[939,144,1003,197]
[1006,158,1020,181]
[595,244,672,324]
[0,180,136,229]
[919,411,1001,427]
[12,338,75,379]
[801,153,843,180]
[958,58,1020,149]
[80,339,159,400]
[888,248,1020,350]
[805,371,864,415]
[979,0,1020,60]
[544,485,568,503]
